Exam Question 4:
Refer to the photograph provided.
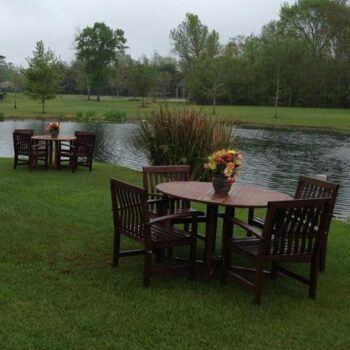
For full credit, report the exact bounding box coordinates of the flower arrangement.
[205,149,242,184]
[47,122,60,131]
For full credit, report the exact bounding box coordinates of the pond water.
[1,119,349,221]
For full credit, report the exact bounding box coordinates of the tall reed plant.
[134,105,237,180]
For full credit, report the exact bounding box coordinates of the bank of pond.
[1,119,349,221]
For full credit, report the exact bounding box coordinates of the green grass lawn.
[1,93,350,130]
[0,159,349,349]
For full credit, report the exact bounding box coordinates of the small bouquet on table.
[205,149,242,194]
[47,122,60,138]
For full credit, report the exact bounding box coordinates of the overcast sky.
[0,0,294,66]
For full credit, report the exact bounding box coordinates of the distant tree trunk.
[14,90,17,109]
[141,96,145,107]
[87,78,91,100]
[97,94,100,102]
[42,96,45,113]
[212,96,216,114]
[274,66,280,119]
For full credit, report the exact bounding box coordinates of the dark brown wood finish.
[58,131,96,172]
[110,178,198,287]
[156,181,291,281]
[222,198,333,304]
[248,175,339,271]
[13,131,48,170]
[31,135,76,169]
[14,129,33,135]
[143,166,207,244]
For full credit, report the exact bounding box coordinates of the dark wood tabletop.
[156,181,291,208]
[156,181,291,281]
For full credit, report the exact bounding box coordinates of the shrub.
[85,110,97,119]
[104,109,127,122]
[75,111,84,119]
[134,105,237,180]
[0,113,4,121]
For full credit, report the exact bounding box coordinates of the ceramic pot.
[50,129,59,138]
[212,173,232,195]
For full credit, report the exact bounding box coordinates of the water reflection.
[1,120,349,220]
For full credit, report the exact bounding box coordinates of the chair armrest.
[223,216,263,239]
[148,211,198,226]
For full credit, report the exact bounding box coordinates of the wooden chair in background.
[222,198,333,305]
[110,178,198,287]
[13,131,48,170]
[58,131,96,172]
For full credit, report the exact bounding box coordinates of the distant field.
[1,93,350,130]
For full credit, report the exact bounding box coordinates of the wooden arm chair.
[142,165,207,242]
[110,178,198,287]
[142,165,208,220]
[248,176,339,271]
[13,131,48,170]
[58,131,96,172]
[222,198,333,305]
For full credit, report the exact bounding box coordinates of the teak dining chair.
[222,198,333,305]
[58,131,96,172]
[110,178,198,287]
[248,176,339,271]
[142,165,207,241]
[13,131,48,170]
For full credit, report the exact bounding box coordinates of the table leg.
[48,141,53,168]
[54,140,59,169]
[221,207,235,269]
[203,204,218,282]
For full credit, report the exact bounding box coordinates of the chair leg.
[309,257,319,299]
[143,250,153,287]
[112,232,121,268]
[254,261,264,305]
[271,262,278,280]
[221,208,234,285]
[221,247,230,285]
[319,237,328,272]
[189,238,197,281]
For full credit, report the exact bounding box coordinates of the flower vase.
[212,173,232,195]
[50,129,59,138]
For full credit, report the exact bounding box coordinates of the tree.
[75,22,127,101]
[170,13,220,73]
[187,57,227,112]
[127,57,157,107]
[23,41,61,113]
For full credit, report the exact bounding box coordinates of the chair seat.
[149,207,206,223]
[231,238,314,259]
[122,223,193,247]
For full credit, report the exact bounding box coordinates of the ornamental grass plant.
[135,104,237,180]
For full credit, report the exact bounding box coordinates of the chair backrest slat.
[110,178,149,242]
[13,131,32,154]
[263,198,332,257]
[74,131,96,157]
[143,165,191,211]
[295,176,339,211]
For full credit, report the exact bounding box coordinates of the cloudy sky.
[0,0,294,66]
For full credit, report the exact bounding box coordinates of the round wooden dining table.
[31,135,76,169]
[156,181,291,281]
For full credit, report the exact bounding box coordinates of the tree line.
[1,0,350,112]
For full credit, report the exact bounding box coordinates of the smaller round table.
[156,181,292,281]
[31,135,76,169]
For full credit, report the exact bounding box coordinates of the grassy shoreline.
[1,93,350,131]
[0,159,349,349]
